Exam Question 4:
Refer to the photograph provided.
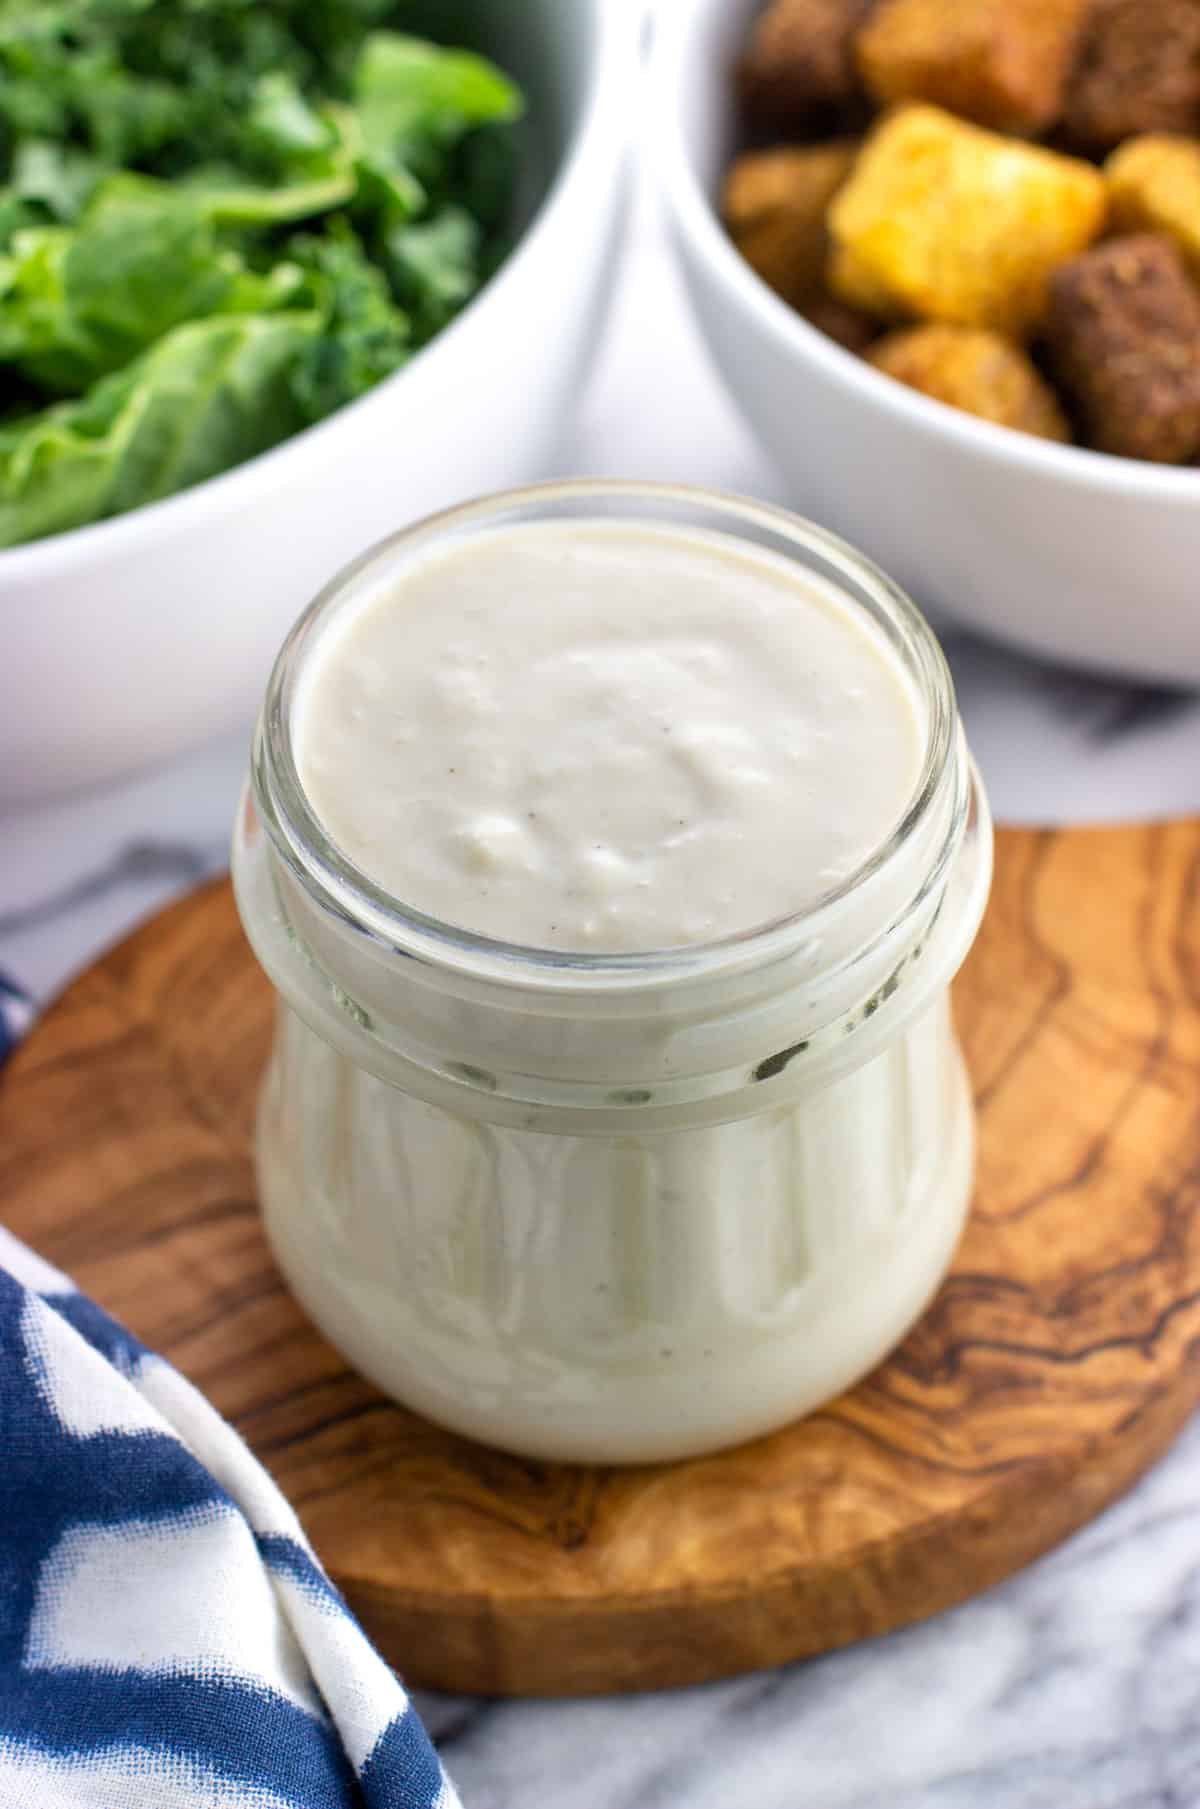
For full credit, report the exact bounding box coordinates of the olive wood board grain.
[2,821,1199,1697]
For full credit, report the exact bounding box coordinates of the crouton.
[1062,0,1200,150]
[723,142,859,306]
[868,323,1070,437]
[1045,234,1200,461]
[856,0,1092,134]
[1107,135,1200,284]
[828,104,1107,334]
[737,0,875,132]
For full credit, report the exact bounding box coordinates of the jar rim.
[253,480,959,990]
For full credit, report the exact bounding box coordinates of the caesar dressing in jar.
[233,483,992,1464]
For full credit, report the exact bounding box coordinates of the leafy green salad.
[0,0,523,548]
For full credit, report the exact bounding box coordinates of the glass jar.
[232,483,992,1465]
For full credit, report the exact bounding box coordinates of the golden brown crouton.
[1107,135,1200,284]
[1062,0,1200,151]
[737,0,875,132]
[722,142,860,307]
[1045,234,1200,462]
[827,105,1107,334]
[868,324,1070,438]
[856,0,1093,133]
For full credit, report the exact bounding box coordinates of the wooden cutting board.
[2,822,1199,1697]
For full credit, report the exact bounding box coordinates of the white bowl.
[653,0,1200,687]
[4,0,637,807]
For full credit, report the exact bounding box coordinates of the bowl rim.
[650,0,1200,505]
[0,0,638,579]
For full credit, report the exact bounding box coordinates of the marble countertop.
[7,185,1200,1808]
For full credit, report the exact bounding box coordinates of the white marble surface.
[6,179,1200,1807]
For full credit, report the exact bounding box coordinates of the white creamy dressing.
[294,521,924,951]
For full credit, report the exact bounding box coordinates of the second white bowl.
[653,0,1200,687]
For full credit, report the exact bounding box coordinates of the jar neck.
[235,742,988,1133]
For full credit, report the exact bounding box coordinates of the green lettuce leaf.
[0,310,319,546]
[0,180,232,392]
[246,71,337,164]
[285,224,410,422]
[355,31,522,159]
[7,139,107,222]
[184,96,360,229]
[384,203,480,341]
[0,175,312,393]
[350,30,521,218]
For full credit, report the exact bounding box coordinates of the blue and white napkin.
[0,972,459,1809]
[0,975,32,1063]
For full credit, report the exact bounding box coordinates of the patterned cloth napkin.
[0,976,32,1062]
[0,973,460,1809]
